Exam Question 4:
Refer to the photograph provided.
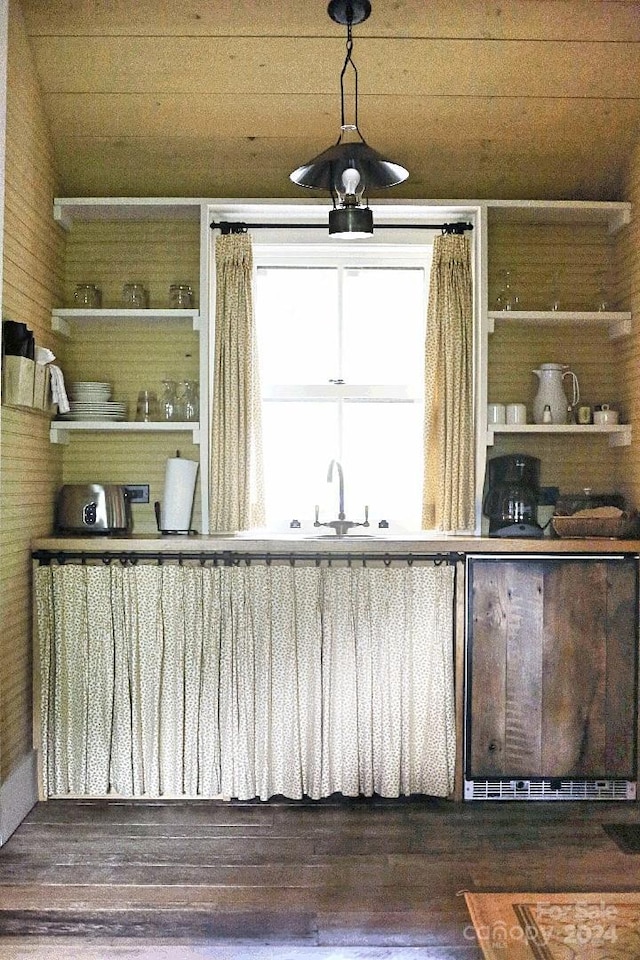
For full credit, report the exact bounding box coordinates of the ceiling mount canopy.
[290,0,409,238]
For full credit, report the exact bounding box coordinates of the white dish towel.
[49,365,70,414]
[35,347,70,414]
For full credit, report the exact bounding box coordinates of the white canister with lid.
[593,404,619,425]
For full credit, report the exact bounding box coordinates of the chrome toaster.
[55,483,131,535]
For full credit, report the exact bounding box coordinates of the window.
[254,242,431,533]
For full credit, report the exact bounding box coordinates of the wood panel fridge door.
[467,557,637,779]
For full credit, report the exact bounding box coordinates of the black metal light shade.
[290,140,408,192]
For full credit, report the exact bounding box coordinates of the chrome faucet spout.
[315,459,368,537]
[327,458,345,519]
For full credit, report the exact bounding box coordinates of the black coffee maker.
[483,454,544,538]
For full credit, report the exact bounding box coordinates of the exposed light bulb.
[341,167,361,198]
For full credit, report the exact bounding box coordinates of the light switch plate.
[124,484,149,504]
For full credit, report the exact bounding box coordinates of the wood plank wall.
[487,221,623,493]
[0,0,64,782]
[61,221,201,533]
[617,145,640,507]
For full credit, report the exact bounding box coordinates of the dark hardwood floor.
[0,796,639,958]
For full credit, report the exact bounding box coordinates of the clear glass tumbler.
[135,389,158,422]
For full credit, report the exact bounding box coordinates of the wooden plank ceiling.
[19,0,640,201]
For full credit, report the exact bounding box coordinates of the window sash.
[263,385,418,401]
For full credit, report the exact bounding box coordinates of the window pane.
[262,401,339,529]
[342,268,426,386]
[342,402,424,532]
[256,267,339,384]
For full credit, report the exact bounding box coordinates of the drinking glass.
[160,379,178,421]
[135,389,158,422]
[181,380,199,421]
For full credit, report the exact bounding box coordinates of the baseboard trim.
[0,749,38,844]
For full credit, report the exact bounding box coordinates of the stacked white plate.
[70,381,112,402]
[60,401,128,421]
[62,382,127,420]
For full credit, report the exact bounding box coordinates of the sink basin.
[210,531,393,542]
[303,534,376,540]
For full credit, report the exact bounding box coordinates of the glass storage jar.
[169,284,194,309]
[73,283,102,307]
[122,282,148,308]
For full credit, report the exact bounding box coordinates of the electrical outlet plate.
[124,484,149,504]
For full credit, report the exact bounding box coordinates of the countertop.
[31,533,640,556]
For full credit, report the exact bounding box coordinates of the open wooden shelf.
[487,423,631,447]
[49,420,201,445]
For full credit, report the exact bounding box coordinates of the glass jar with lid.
[122,282,148,308]
[73,283,102,307]
[169,284,194,309]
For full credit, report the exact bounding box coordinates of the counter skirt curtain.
[422,232,474,532]
[210,231,264,531]
[34,561,456,801]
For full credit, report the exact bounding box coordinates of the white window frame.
[253,243,431,532]
[207,200,484,533]
[254,241,432,404]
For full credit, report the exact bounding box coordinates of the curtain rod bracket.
[213,220,249,235]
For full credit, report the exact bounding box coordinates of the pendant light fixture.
[290,0,408,237]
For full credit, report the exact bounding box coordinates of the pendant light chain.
[339,21,359,132]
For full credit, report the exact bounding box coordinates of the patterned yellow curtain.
[35,561,456,801]
[422,233,474,531]
[210,232,264,530]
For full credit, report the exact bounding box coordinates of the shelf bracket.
[52,204,72,230]
[608,206,631,234]
[609,428,631,447]
[51,315,71,338]
[49,425,70,444]
[609,316,632,340]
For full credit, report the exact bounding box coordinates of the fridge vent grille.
[464,779,636,801]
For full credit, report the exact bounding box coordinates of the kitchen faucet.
[328,459,345,519]
[314,458,370,537]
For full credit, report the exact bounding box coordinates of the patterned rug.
[465,892,640,959]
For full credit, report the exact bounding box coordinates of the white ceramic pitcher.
[532,363,580,424]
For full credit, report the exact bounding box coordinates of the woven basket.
[551,512,640,539]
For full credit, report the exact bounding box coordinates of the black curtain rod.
[32,549,463,567]
[210,220,473,235]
